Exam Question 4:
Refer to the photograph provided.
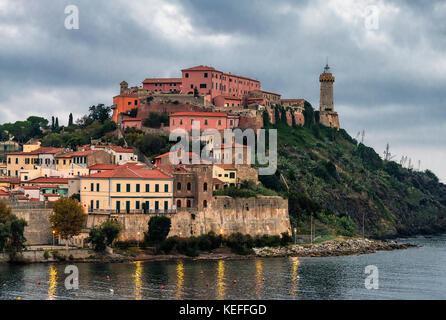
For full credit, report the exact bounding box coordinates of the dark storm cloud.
[0,0,444,179]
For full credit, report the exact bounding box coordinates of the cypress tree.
[68,113,73,126]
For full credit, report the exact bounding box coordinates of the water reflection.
[289,257,300,298]
[133,261,142,300]
[216,260,225,300]
[47,265,57,300]
[176,260,184,300]
[255,259,263,298]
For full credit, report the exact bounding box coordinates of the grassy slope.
[260,122,446,238]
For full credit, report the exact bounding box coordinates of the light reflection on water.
[47,265,57,300]
[1,235,446,300]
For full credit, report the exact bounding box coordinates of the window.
[185,73,189,78]
[96,183,100,192]
[204,73,208,78]
[155,184,159,192]
[230,172,235,179]
[126,201,130,213]
[136,184,140,192]
[203,200,208,208]
[218,120,222,126]
[200,84,207,89]
[164,201,168,211]
[136,201,140,210]
[177,182,182,191]
[145,184,150,192]
[164,184,169,192]
[177,200,181,208]
[187,200,191,208]
[203,183,208,192]
[90,183,94,192]
[116,183,121,192]
[126,184,131,192]
[204,119,208,125]
[90,200,94,210]
[96,200,100,209]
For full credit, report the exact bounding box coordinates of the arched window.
[187,200,191,208]
[177,182,182,191]
[187,182,191,191]
[203,200,208,208]
[203,182,208,192]
[176,200,181,208]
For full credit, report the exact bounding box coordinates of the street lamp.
[52,230,55,247]
[137,232,140,248]
[294,228,297,245]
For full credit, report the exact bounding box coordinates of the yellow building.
[23,139,41,153]
[80,166,173,214]
[6,151,39,177]
[212,164,237,188]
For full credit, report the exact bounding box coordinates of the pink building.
[141,65,261,107]
[169,112,239,132]
[121,118,142,130]
[213,95,242,108]
[142,78,182,93]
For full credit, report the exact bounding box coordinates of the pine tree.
[51,116,55,130]
[68,113,73,126]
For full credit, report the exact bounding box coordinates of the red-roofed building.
[90,146,138,165]
[121,117,142,131]
[142,78,182,93]
[79,167,173,214]
[169,112,239,132]
[0,189,9,199]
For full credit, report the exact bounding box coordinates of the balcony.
[87,208,177,215]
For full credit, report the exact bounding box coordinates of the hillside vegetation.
[260,112,446,238]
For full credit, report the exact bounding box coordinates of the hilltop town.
[2,62,445,257]
[0,64,341,248]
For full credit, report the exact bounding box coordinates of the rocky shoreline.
[1,238,418,264]
[253,238,417,258]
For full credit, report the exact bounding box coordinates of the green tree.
[86,227,106,252]
[89,104,112,123]
[8,215,27,259]
[0,201,27,258]
[68,113,74,126]
[303,101,315,126]
[145,216,171,253]
[262,110,271,127]
[101,220,122,246]
[0,200,12,219]
[50,198,86,251]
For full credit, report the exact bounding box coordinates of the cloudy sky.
[0,0,445,180]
